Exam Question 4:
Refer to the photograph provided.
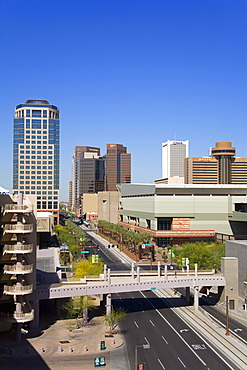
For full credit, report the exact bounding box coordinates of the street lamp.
[135,343,150,370]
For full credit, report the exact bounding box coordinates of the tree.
[62,296,95,327]
[75,255,104,278]
[103,308,126,335]
[174,242,225,270]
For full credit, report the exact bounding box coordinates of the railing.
[4,244,33,253]
[4,224,33,233]
[4,204,33,212]
[4,284,33,294]
[4,264,33,273]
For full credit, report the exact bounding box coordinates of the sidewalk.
[0,316,123,356]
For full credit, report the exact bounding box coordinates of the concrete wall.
[98,191,119,224]
[225,240,247,297]
[220,257,239,309]
[121,194,237,234]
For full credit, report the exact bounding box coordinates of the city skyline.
[1,1,247,200]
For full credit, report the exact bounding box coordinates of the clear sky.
[1,0,247,200]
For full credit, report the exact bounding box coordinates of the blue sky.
[1,0,247,200]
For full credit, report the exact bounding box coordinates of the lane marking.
[161,335,168,344]
[144,336,149,345]
[158,358,166,369]
[140,291,206,366]
[149,319,155,326]
[178,357,186,368]
[134,321,139,328]
[152,290,235,370]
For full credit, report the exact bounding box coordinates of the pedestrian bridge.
[34,267,225,312]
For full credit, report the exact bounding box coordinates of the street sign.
[94,356,106,367]
[92,254,99,263]
[150,287,156,290]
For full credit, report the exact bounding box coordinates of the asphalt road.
[112,290,236,370]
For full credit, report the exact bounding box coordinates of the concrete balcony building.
[0,191,37,339]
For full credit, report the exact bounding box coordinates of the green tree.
[62,296,95,327]
[103,308,126,335]
[174,242,225,270]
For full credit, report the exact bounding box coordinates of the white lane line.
[178,357,186,368]
[149,319,155,326]
[140,291,206,366]
[154,293,235,370]
[144,336,149,345]
[134,321,139,328]
[161,335,168,344]
[158,358,166,369]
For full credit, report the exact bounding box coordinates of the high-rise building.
[162,140,189,179]
[71,146,106,215]
[185,142,247,184]
[106,144,131,191]
[13,100,60,223]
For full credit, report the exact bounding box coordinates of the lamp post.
[135,343,150,370]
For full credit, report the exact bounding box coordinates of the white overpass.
[33,267,225,313]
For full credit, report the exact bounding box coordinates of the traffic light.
[100,340,106,350]
[138,364,144,370]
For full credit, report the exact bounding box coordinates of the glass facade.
[13,100,60,220]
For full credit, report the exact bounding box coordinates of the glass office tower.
[13,100,60,223]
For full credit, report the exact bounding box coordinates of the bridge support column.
[194,286,199,311]
[106,294,111,315]
[158,261,161,277]
[164,265,167,280]
[29,299,39,329]
[186,287,190,305]
[55,298,60,317]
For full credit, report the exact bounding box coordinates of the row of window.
[16,109,59,119]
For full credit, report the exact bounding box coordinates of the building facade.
[106,144,131,191]
[118,183,247,247]
[162,140,189,180]
[185,142,247,184]
[71,146,106,215]
[13,100,59,223]
[0,191,37,340]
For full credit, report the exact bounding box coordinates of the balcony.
[3,284,33,295]
[3,243,33,254]
[4,204,33,213]
[4,223,33,234]
[4,263,33,274]
[0,310,34,323]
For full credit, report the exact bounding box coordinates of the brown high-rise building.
[106,144,131,191]
[185,142,247,184]
[71,146,101,214]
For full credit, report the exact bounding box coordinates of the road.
[84,233,244,369]
[112,290,235,370]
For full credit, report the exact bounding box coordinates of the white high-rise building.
[13,100,60,223]
[162,140,189,179]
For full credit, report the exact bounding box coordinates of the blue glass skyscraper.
[13,100,60,222]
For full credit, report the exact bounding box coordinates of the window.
[32,110,41,117]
